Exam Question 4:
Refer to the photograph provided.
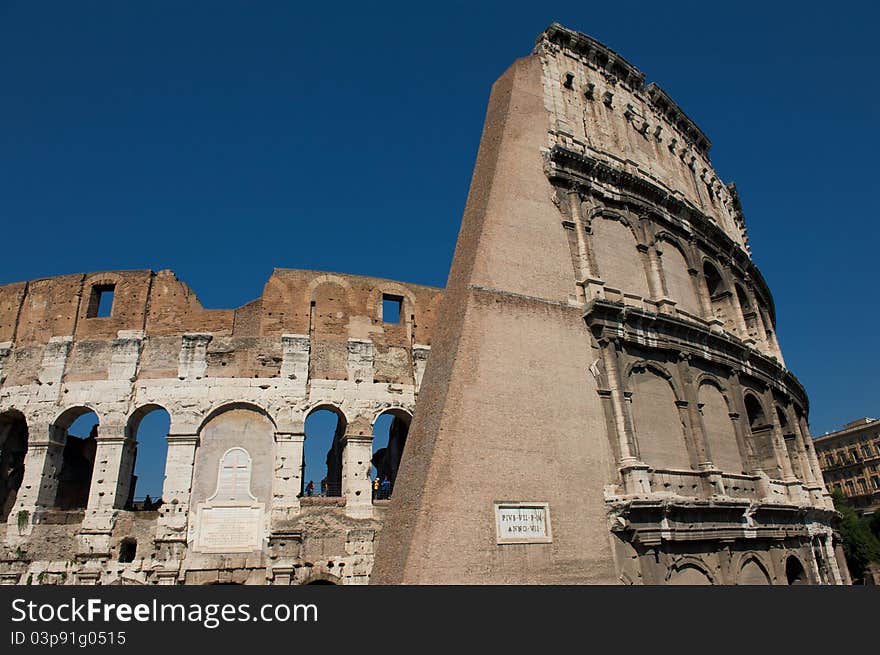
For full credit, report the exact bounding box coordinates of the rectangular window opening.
[382,295,402,324]
[87,284,115,318]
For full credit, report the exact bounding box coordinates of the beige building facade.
[0,24,848,585]
[815,418,880,514]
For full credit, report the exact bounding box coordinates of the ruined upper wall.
[536,24,749,252]
[0,269,442,386]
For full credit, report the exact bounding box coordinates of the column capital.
[166,433,199,446]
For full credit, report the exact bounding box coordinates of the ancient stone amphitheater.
[0,24,848,585]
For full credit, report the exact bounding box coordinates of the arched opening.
[698,383,743,473]
[739,558,771,585]
[191,405,275,514]
[660,241,700,316]
[629,367,690,470]
[371,409,411,500]
[126,406,170,510]
[305,579,337,585]
[589,217,650,298]
[785,556,808,585]
[735,283,759,341]
[744,393,778,478]
[0,410,28,522]
[53,408,99,510]
[744,394,766,429]
[703,261,733,330]
[775,406,789,429]
[118,538,137,563]
[303,407,345,497]
[667,564,712,585]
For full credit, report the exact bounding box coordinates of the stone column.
[567,189,590,280]
[729,374,774,501]
[798,416,834,509]
[272,431,304,522]
[156,433,199,544]
[342,434,373,519]
[679,358,725,496]
[6,422,64,539]
[764,391,803,505]
[600,340,650,494]
[568,189,604,300]
[646,246,676,314]
[85,425,136,513]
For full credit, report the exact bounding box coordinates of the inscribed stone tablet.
[494,502,552,544]
[195,504,263,553]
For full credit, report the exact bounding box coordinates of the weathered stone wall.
[371,23,845,585]
[0,268,440,585]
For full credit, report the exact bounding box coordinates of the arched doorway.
[371,409,411,499]
[303,406,346,497]
[53,408,99,510]
[739,558,772,585]
[667,564,713,585]
[786,556,808,585]
[0,410,28,522]
[126,406,170,510]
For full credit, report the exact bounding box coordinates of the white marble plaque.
[195,503,264,553]
[495,502,552,544]
[194,447,263,553]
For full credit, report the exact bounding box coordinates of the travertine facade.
[0,24,848,585]
[372,24,848,585]
[0,269,440,584]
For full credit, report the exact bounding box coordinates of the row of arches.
[0,402,411,517]
[667,554,807,585]
[624,361,813,482]
[579,208,780,359]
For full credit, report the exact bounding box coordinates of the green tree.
[831,489,880,581]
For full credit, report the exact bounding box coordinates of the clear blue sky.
[3,0,877,452]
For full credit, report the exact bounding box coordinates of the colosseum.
[0,24,848,585]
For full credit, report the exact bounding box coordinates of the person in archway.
[305,480,314,497]
[143,495,153,510]
[320,477,327,496]
[380,476,391,500]
[372,476,380,500]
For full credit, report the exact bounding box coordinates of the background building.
[815,418,880,514]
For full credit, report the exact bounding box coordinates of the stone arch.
[303,403,347,497]
[51,406,100,510]
[589,213,651,298]
[628,364,691,470]
[743,392,778,478]
[785,555,808,585]
[775,403,807,483]
[698,380,744,473]
[191,406,275,510]
[738,555,772,585]
[301,571,341,585]
[198,401,277,435]
[743,393,766,429]
[0,409,28,522]
[702,260,736,331]
[665,558,714,585]
[371,407,412,496]
[657,237,701,315]
[124,404,172,509]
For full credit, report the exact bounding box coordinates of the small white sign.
[495,502,552,544]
